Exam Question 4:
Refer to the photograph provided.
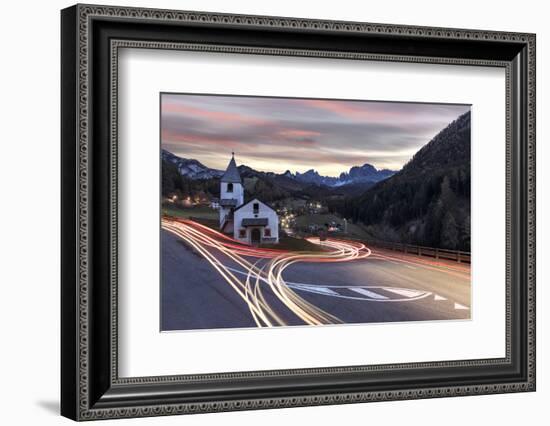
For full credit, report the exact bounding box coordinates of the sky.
[161,93,470,176]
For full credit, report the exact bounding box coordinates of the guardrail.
[365,240,470,264]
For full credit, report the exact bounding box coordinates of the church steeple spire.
[221,153,242,184]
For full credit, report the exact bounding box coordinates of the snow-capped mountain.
[162,149,223,180]
[335,164,395,186]
[289,164,395,187]
[162,149,395,186]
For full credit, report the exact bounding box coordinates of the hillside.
[162,149,223,180]
[329,111,471,251]
[162,149,394,188]
[161,150,393,204]
[161,158,220,198]
[289,164,395,187]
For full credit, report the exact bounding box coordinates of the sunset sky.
[161,93,470,176]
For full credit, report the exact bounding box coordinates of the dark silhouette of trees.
[161,159,219,198]
[330,111,471,251]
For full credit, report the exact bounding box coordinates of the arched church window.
[227,183,233,192]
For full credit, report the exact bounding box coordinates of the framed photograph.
[61,4,536,421]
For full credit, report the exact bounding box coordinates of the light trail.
[162,217,371,327]
[370,251,470,280]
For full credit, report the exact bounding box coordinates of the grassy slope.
[294,213,371,239]
[261,235,326,252]
[162,204,218,220]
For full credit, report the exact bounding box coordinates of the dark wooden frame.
[61,4,536,421]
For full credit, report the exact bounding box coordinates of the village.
[162,154,369,249]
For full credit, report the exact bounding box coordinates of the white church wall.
[233,221,250,243]
[233,199,279,244]
[220,182,243,205]
[219,206,231,227]
[218,181,244,228]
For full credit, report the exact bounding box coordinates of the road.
[161,218,471,331]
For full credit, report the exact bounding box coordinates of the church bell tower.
[219,153,244,230]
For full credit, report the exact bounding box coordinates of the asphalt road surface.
[161,219,471,331]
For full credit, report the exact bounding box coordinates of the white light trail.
[162,218,372,327]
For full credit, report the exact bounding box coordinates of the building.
[219,154,279,244]
[233,199,279,244]
[218,153,244,232]
[209,197,220,210]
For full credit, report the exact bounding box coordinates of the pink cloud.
[298,99,401,121]
[162,129,238,145]
[162,102,269,126]
[162,129,316,150]
[277,129,321,138]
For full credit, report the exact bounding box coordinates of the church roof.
[234,198,276,213]
[221,154,242,183]
[242,218,269,227]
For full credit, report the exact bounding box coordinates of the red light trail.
[162,217,469,327]
[162,217,371,326]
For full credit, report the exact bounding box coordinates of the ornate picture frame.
[61,4,535,421]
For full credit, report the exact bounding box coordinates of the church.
[219,154,279,245]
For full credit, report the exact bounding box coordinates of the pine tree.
[440,211,459,249]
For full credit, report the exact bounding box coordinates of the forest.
[328,111,471,251]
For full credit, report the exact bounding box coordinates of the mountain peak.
[162,150,224,180]
[400,110,471,177]
[291,163,395,187]
[303,169,319,176]
[162,149,396,187]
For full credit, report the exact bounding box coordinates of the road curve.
[161,217,471,331]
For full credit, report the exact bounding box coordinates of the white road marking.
[225,266,432,303]
[290,285,339,296]
[400,263,417,270]
[384,288,424,298]
[350,287,389,300]
[454,302,469,310]
[434,294,447,301]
